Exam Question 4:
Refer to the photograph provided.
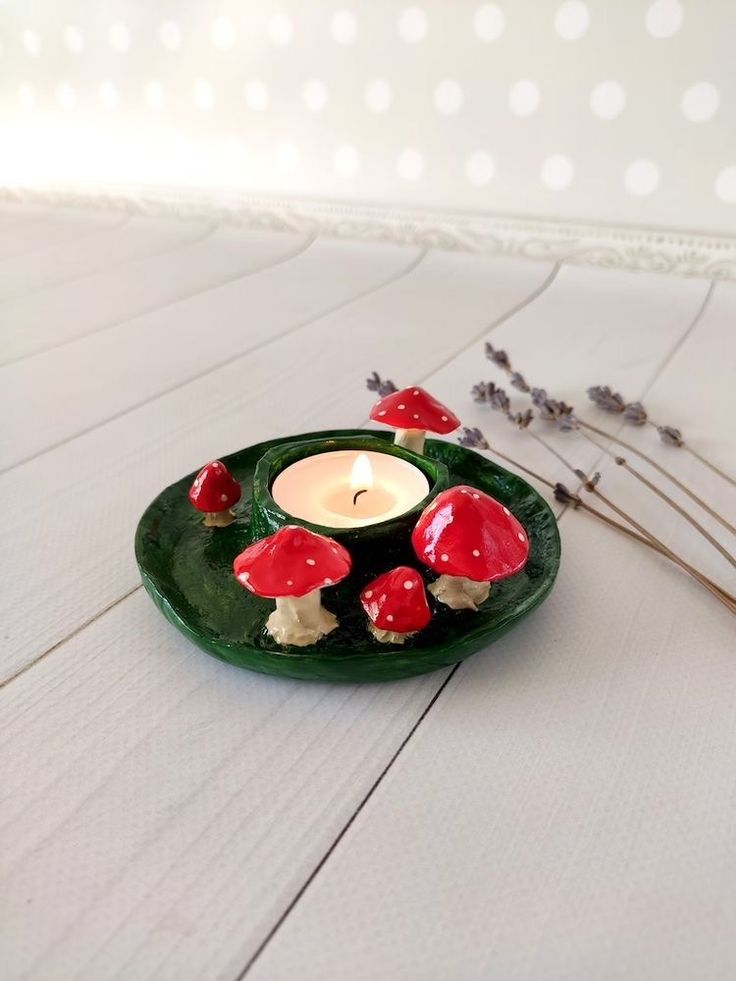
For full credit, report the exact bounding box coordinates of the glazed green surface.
[135,429,561,682]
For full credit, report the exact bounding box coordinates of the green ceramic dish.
[135,429,561,682]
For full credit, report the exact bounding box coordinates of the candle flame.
[350,453,373,491]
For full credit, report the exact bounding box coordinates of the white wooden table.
[1,204,734,981]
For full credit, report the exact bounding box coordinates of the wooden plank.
[0,208,125,260]
[0,260,717,981]
[0,215,214,301]
[0,249,551,682]
[0,224,310,368]
[247,283,736,981]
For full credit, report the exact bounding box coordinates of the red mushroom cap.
[189,460,241,513]
[233,525,351,599]
[370,386,460,436]
[360,567,431,634]
[411,485,529,582]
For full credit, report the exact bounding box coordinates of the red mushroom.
[411,485,530,610]
[360,566,432,645]
[369,386,460,455]
[188,460,242,527]
[233,525,352,646]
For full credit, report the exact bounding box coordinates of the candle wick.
[352,489,368,506]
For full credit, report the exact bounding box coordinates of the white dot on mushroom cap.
[306,558,316,566]
[365,590,373,599]
[404,580,414,589]
[503,506,510,515]
[324,578,333,586]
[518,532,526,541]
[413,390,419,395]
[472,493,480,499]
[378,410,386,416]
[473,549,480,557]
[441,415,448,421]
[220,493,228,502]
[441,553,449,562]
[286,579,293,586]
[239,572,249,581]
[398,403,406,409]
[413,414,419,420]
[387,614,394,622]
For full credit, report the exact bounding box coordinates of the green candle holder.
[135,429,561,683]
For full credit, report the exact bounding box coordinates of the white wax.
[271,450,430,528]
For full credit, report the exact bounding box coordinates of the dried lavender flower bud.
[458,426,490,450]
[536,398,560,422]
[485,343,511,370]
[556,404,579,432]
[623,402,648,425]
[658,425,683,447]
[587,385,625,414]
[490,387,511,413]
[366,371,398,396]
[510,371,530,393]
[554,483,580,506]
[530,388,548,407]
[471,381,492,403]
[510,409,534,430]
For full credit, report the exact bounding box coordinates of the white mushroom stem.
[394,428,426,454]
[429,575,490,611]
[266,589,338,647]
[204,509,236,527]
[369,623,417,646]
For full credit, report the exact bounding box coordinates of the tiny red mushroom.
[411,485,530,610]
[370,386,460,455]
[233,525,352,647]
[360,566,432,645]
[188,460,242,527]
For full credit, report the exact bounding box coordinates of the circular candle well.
[271,450,430,528]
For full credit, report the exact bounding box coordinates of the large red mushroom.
[188,460,241,527]
[360,566,432,644]
[233,525,352,646]
[370,386,460,455]
[411,485,530,610]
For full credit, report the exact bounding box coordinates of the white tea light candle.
[271,450,430,528]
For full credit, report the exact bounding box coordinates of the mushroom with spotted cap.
[411,485,530,610]
[369,386,460,455]
[188,460,241,527]
[360,566,431,645]
[233,525,351,646]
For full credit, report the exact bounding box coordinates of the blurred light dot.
[145,80,165,111]
[193,78,214,110]
[18,82,35,111]
[473,4,505,41]
[330,10,357,44]
[98,81,119,111]
[624,159,660,195]
[397,148,424,181]
[681,82,719,122]
[268,13,293,45]
[555,1,589,39]
[434,79,463,115]
[365,79,393,113]
[211,16,236,48]
[645,0,683,37]
[63,25,84,54]
[398,7,427,42]
[715,166,736,203]
[22,30,41,56]
[302,78,327,112]
[276,141,300,173]
[159,20,181,50]
[509,80,540,117]
[244,80,269,111]
[466,150,495,185]
[56,82,77,111]
[590,80,625,119]
[333,144,359,177]
[109,23,131,52]
[541,154,574,189]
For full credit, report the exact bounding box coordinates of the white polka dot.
[474,4,505,41]
[330,10,357,44]
[555,1,589,39]
[98,81,119,111]
[413,390,419,395]
[220,493,228,502]
[18,83,35,111]
[441,553,449,562]
[324,577,333,585]
[56,82,76,111]
[509,80,540,117]
[286,579,293,586]
[211,16,236,48]
[364,590,373,599]
[63,25,84,54]
[681,82,719,122]
[590,81,625,119]
[193,78,214,110]
[412,413,421,420]
[624,159,660,196]
[159,20,181,50]
[276,141,300,173]
[378,410,386,416]
[145,81,164,111]
[303,79,327,112]
[441,414,449,421]
[22,30,41,56]
[473,549,481,557]
[398,7,427,43]
[645,0,683,38]
[109,23,130,52]
[333,144,359,177]
[365,79,393,113]
[306,558,316,566]
[404,580,414,589]
[472,493,480,499]
[541,154,574,190]
[503,506,510,515]
[268,13,293,45]
[244,80,269,111]
[240,572,250,581]
[397,148,425,181]
[387,614,394,623]
[518,532,526,542]
[715,166,736,203]
[397,403,406,410]
[465,151,495,186]
[434,79,463,115]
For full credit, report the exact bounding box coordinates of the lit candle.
[271,450,430,529]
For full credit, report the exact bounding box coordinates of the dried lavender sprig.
[366,371,398,398]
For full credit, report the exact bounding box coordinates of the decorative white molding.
[2,182,736,279]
